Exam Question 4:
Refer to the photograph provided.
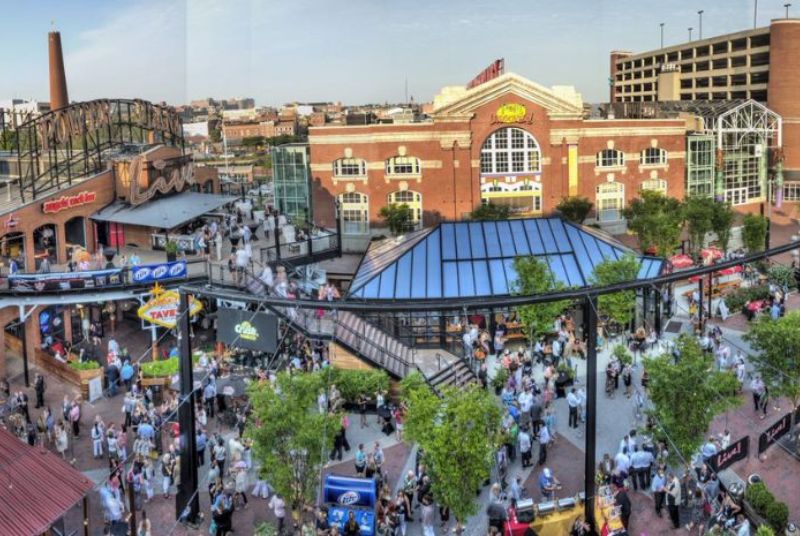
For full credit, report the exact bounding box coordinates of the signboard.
[708,436,749,472]
[466,58,505,89]
[42,190,97,214]
[759,412,793,455]
[88,376,103,402]
[217,308,278,353]
[327,508,375,536]
[130,261,187,284]
[137,287,203,328]
[496,103,527,124]
[324,475,377,536]
[9,268,123,293]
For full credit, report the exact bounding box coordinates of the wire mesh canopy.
[348,217,664,300]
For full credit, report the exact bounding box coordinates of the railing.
[334,313,410,377]
[259,229,339,265]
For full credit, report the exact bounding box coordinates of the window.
[480,127,541,175]
[388,190,422,229]
[596,182,625,222]
[385,155,420,175]
[338,192,369,234]
[640,179,667,194]
[480,179,542,215]
[640,147,667,166]
[687,135,715,198]
[782,183,800,202]
[333,157,367,177]
[596,149,624,168]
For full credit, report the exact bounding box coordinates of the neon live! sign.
[42,191,97,214]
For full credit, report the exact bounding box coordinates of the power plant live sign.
[42,191,97,214]
[137,288,202,328]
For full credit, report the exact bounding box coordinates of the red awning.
[0,427,93,535]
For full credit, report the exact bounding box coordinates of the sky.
[0,0,793,107]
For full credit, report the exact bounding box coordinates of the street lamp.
[785,3,792,18]
[754,0,758,28]
[688,27,694,41]
[698,10,704,39]
[660,22,665,48]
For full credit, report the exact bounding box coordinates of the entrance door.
[724,187,747,206]
[108,223,125,248]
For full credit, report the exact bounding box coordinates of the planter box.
[140,376,172,388]
[39,358,102,399]
[743,500,770,531]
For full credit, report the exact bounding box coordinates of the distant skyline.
[0,0,794,107]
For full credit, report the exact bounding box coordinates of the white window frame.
[639,179,667,194]
[338,192,369,234]
[596,149,625,169]
[480,127,542,175]
[639,147,668,166]
[596,182,625,221]
[385,156,421,176]
[333,157,367,178]
[388,190,422,229]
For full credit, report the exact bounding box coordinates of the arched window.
[385,156,421,175]
[640,147,667,165]
[640,179,667,194]
[388,190,422,228]
[338,192,369,234]
[596,182,625,222]
[480,127,541,174]
[596,149,624,168]
[333,157,367,177]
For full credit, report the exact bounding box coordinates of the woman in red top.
[393,405,405,441]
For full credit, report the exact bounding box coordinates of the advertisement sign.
[759,412,793,455]
[466,58,505,89]
[708,436,749,472]
[42,190,97,214]
[88,377,103,403]
[130,261,187,284]
[217,308,278,353]
[324,475,377,536]
[9,268,123,293]
[327,507,375,536]
[137,287,203,328]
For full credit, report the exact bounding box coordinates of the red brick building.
[309,73,690,249]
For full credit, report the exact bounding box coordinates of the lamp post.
[660,22,665,48]
[698,10,704,39]
[688,27,694,41]
[786,3,792,18]
[754,0,758,28]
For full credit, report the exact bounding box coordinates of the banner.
[137,288,203,329]
[130,261,187,284]
[708,436,749,472]
[216,308,278,353]
[758,412,793,455]
[9,269,123,293]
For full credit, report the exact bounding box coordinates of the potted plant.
[164,239,179,262]
[612,344,633,366]
[492,368,509,395]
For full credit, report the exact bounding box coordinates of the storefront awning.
[91,192,237,230]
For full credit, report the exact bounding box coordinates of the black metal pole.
[21,313,30,387]
[175,291,199,522]
[275,214,281,262]
[584,295,598,532]
[654,287,662,338]
[698,277,704,333]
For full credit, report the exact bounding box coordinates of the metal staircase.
[425,354,478,392]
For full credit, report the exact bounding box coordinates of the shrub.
[746,482,770,511]
[745,481,790,532]
[724,285,770,313]
[70,360,101,371]
[764,501,789,533]
[742,214,768,253]
[140,355,200,378]
[612,344,632,366]
[492,368,509,389]
[767,264,794,290]
[755,526,776,536]
[330,369,390,402]
[556,196,594,224]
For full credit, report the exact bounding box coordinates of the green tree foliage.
[0,129,17,151]
[513,257,572,339]
[591,255,640,328]
[379,203,414,235]
[683,197,715,258]
[208,127,222,143]
[710,202,735,253]
[744,310,800,425]
[247,372,338,513]
[621,191,684,256]
[556,196,594,224]
[742,214,769,253]
[242,136,266,147]
[469,203,510,221]
[644,335,739,462]
[401,373,503,524]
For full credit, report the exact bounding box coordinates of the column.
[24,231,36,272]
[176,292,199,522]
[584,295,599,532]
[568,143,579,197]
[0,327,6,380]
[55,223,67,265]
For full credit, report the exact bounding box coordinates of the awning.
[91,192,237,230]
[0,427,93,535]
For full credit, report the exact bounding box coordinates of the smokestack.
[48,31,69,110]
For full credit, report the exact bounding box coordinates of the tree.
[742,213,768,253]
[208,127,222,143]
[513,257,572,340]
[744,311,800,429]
[556,196,594,224]
[591,255,641,329]
[645,335,739,462]
[242,136,266,147]
[379,203,414,235]
[247,372,338,519]
[401,373,502,528]
[0,129,17,151]
[621,191,684,257]
[710,202,735,253]
[683,197,715,258]
[470,203,510,221]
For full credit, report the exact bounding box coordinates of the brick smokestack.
[48,31,69,110]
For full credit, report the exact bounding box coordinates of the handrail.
[334,313,410,375]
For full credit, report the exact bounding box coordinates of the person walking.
[614,483,632,531]
[666,471,682,528]
[537,423,551,466]
[33,374,45,408]
[161,446,177,499]
[269,493,286,534]
[518,427,532,468]
[566,387,580,428]
[651,467,667,518]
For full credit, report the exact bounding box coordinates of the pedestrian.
[34,373,45,408]
[421,494,436,536]
[55,422,69,459]
[402,470,417,520]
[613,483,632,530]
[69,397,81,438]
[136,510,152,536]
[234,464,249,509]
[518,426,532,468]
[567,387,579,428]
[196,429,207,466]
[92,421,104,459]
[161,446,177,499]
[269,493,286,534]
[354,443,367,477]
[537,421,551,465]
[666,471,682,528]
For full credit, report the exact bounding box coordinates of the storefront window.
[33,224,58,269]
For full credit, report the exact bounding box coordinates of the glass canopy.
[348,217,664,300]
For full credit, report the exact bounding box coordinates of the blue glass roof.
[348,218,664,300]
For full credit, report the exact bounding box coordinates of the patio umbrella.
[700,246,724,265]
[669,253,694,269]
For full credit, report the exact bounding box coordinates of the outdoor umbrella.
[700,246,724,265]
[669,253,694,269]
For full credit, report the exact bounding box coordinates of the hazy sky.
[0,0,792,107]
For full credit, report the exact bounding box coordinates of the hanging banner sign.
[137,288,202,328]
[130,261,187,284]
[216,308,278,353]
[42,191,97,214]
[708,436,749,472]
[758,412,792,455]
[9,268,123,293]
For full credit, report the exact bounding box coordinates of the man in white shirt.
[517,389,533,430]
[566,388,580,428]
[518,428,532,468]
[629,446,654,491]
[537,425,550,466]
[614,449,631,477]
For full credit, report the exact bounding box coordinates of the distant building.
[272,144,312,224]
[0,99,50,128]
[182,120,209,139]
